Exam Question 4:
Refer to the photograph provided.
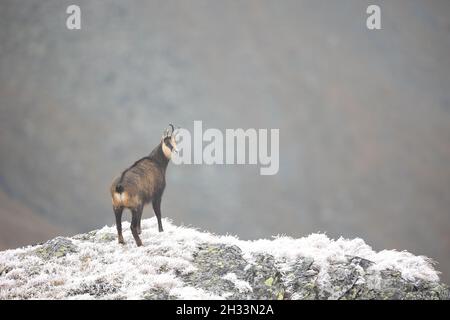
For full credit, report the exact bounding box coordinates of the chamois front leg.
[114,206,125,244]
[131,205,143,246]
[152,196,164,232]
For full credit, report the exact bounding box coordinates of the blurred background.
[1,1,449,282]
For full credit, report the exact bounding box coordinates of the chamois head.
[161,124,178,159]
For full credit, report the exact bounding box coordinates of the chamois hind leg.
[131,206,143,247]
[152,196,164,232]
[114,206,125,244]
[136,207,143,235]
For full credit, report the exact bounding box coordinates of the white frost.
[0,218,441,299]
[223,273,253,293]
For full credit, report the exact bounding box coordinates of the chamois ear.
[162,124,175,139]
[162,128,169,138]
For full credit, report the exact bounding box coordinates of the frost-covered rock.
[0,218,448,300]
[34,237,77,260]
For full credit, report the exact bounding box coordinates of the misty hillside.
[0,0,449,283]
[0,218,448,300]
[0,190,66,251]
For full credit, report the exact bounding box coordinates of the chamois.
[110,124,178,246]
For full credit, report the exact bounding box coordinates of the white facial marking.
[162,140,172,159]
[171,135,178,152]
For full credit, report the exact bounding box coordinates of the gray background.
[1,1,449,283]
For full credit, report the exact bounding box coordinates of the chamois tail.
[115,183,124,194]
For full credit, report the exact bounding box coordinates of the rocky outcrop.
[0,218,448,300]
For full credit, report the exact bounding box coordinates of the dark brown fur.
[110,137,174,246]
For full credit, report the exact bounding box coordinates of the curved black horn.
[168,123,175,135]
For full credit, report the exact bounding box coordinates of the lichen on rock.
[0,218,448,300]
[34,237,77,260]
